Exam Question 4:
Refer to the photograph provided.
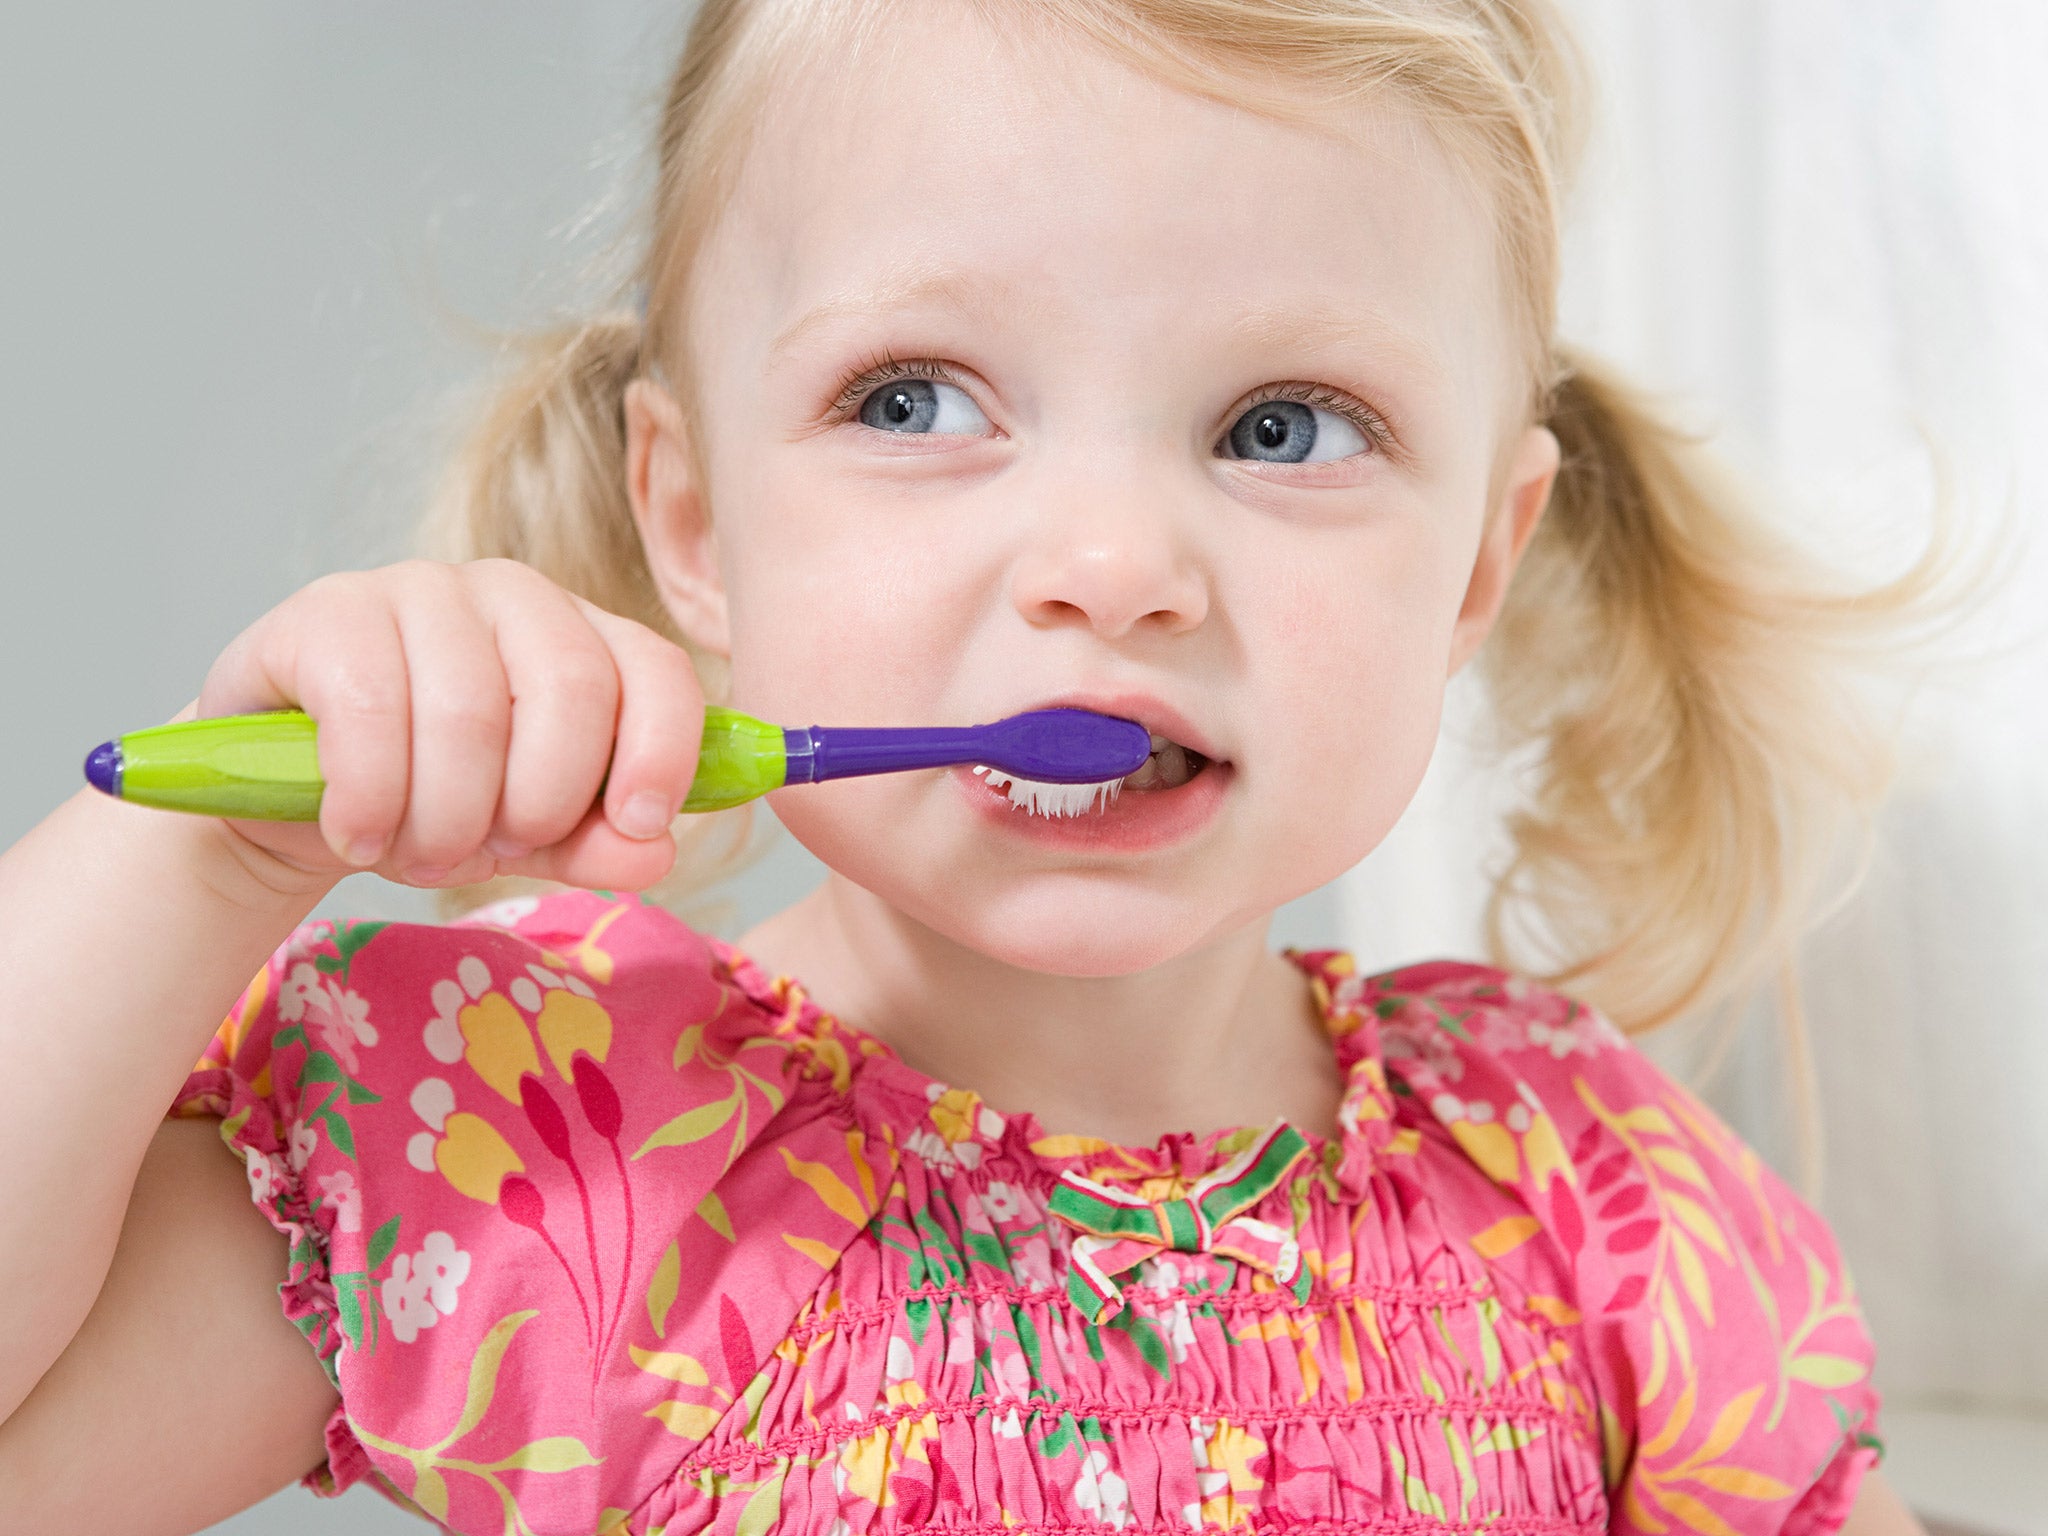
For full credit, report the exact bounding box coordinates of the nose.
[1007,474,1210,640]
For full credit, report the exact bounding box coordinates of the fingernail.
[615,790,673,840]
[486,836,531,860]
[404,864,448,886]
[346,835,386,867]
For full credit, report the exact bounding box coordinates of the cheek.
[715,472,987,725]
[1243,536,1464,855]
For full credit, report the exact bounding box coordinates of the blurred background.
[1,3,2040,1533]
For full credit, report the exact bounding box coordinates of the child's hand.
[188,558,704,896]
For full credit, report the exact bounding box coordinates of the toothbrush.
[81,705,1151,821]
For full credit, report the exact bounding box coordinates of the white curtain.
[1337,0,2048,1417]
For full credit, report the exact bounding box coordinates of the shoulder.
[1355,958,1882,1531]
[168,890,875,1531]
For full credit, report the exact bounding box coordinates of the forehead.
[691,2,1507,410]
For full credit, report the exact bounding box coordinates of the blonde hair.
[419,0,1951,1043]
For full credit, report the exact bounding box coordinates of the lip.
[955,690,1230,854]
[957,753,1230,853]
[1003,691,1226,763]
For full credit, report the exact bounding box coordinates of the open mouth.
[971,732,1213,818]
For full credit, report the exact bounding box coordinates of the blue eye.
[856,377,991,435]
[1220,399,1369,463]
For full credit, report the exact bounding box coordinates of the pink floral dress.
[169,888,1881,1535]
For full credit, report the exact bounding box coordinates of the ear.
[625,376,729,658]
[1447,422,1560,676]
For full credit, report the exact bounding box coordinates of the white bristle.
[972,764,1124,818]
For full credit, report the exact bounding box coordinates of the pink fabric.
[169,889,1881,1534]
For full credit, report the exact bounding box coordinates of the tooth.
[1121,755,1163,790]
[1155,743,1193,788]
[1147,731,1170,752]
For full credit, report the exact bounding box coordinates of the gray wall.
[1,9,1336,1530]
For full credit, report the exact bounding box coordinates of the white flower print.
[902,1126,982,1173]
[244,1150,284,1205]
[992,1350,1032,1401]
[425,957,493,1063]
[276,962,322,1024]
[1137,1255,1182,1295]
[944,1308,977,1368]
[381,1232,471,1344]
[992,1406,1025,1439]
[456,895,540,930]
[277,962,378,1075]
[285,1120,319,1174]
[885,1333,917,1385]
[1159,1300,1197,1365]
[1073,1448,1131,1529]
[316,1168,362,1233]
[1012,1236,1054,1292]
[1379,1022,1466,1084]
[980,1181,1025,1224]
[381,1254,438,1344]
[415,1231,472,1314]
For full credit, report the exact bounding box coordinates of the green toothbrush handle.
[91,706,787,821]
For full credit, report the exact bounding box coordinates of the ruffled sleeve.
[167,889,880,1535]
[1371,962,1883,1536]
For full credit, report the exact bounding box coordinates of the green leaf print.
[332,920,389,979]
[1106,1307,1172,1380]
[318,1109,357,1161]
[336,1279,366,1355]
[697,1191,736,1243]
[348,1308,604,1536]
[438,1311,535,1450]
[734,1470,785,1536]
[913,1208,968,1284]
[482,1437,601,1474]
[367,1215,401,1272]
[964,1228,1012,1274]
[633,1094,736,1158]
[1010,1304,1045,1383]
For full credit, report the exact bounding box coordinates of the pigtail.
[410,316,757,927]
[1480,343,1935,1053]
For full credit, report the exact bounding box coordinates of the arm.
[1839,1469,1928,1536]
[0,782,337,1427]
[0,1116,341,1530]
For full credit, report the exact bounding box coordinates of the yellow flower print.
[405,1077,525,1204]
[536,988,612,1077]
[433,1113,526,1204]
[1429,1085,1573,1191]
[927,1085,1003,1147]
[839,1351,937,1509]
[460,993,542,1102]
[1189,1416,1267,1529]
[424,953,615,1103]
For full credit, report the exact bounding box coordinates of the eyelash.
[827,351,1394,452]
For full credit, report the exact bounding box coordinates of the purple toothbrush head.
[972,709,1151,782]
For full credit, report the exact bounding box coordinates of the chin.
[937,898,1221,979]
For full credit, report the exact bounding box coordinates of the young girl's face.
[636,4,1558,977]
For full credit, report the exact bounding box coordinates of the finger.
[570,597,704,843]
[383,562,512,882]
[203,573,413,869]
[504,797,680,893]
[468,560,621,861]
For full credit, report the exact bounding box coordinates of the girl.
[0,1,1937,1532]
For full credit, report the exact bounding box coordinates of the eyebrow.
[768,265,1446,396]
[767,264,1041,363]
[1226,301,1443,388]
